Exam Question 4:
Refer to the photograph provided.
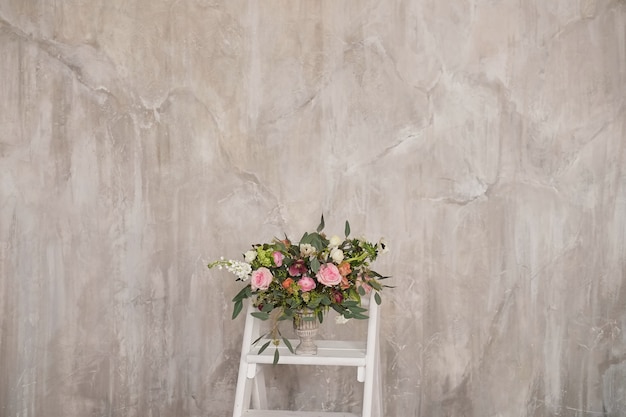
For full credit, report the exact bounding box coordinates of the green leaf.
[375,292,382,305]
[282,337,294,354]
[273,349,280,365]
[252,333,266,345]
[307,298,321,309]
[232,300,243,319]
[310,257,321,273]
[317,214,325,232]
[357,286,366,296]
[301,233,325,251]
[310,235,324,251]
[251,312,270,320]
[317,310,324,323]
[258,341,271,354]
[261,303,274,313]
[232,285,251,302]
[345,220,351,237]
[368,280,383,291]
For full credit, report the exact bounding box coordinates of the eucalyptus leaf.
[282,337,294,354]
[252,334,266,345]
[317,214,325,232]
[369,280,383,291]
[310,235,324,251]
[310,257,321,273]
[345,220,351,237]
[375,292,382,305]
[232,285,251,302]
[307,298,321,309]
[232,300,243,319]
[273,349,280,365]
[251,312,270,320]
[258,341,271,354]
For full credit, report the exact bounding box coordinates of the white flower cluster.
[216,257,252,281]
[300,243,316,257]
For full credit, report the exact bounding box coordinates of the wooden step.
[247,339,367,366]
[242,410,359,417]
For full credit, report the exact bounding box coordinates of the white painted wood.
[232,293,382,417]
[242,411,359,417]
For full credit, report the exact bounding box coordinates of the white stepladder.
[232,293,382,417]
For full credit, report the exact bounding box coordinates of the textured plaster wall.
[1,1,625,416]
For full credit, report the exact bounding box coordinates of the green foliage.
[208,215,392,364]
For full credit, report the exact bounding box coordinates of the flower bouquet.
[208,215,390,363]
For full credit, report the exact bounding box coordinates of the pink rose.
[272,251,284,267]
[250,267,273,291]
[298,276,316,292]
[356,275,372,294]
[316,263,343,287]
[288,259,307,276]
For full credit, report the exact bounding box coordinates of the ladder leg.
[372,338,383,417]
[362,293,381,417]
[362,358,374,417]
[232,303,260,417]
[232,363,253,417]
[251,366,268,409]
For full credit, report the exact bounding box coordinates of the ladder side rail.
[361,292,381,417]
[233,302,261,417]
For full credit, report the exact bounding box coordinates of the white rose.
[329,235,342,248]
[244,250,257,263]
[300,243,315,257]
[330,247,344,263]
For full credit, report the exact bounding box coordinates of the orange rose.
[340,276,351,290]
[338,261,351,277]
[282,278,295,293]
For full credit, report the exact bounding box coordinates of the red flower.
[288,259,307,276]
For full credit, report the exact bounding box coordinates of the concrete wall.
[1,1,625,416]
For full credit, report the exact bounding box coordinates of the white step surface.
[242,411,359,417]
[247,339,367,366]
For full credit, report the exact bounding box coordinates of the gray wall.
[1,1,625,416]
